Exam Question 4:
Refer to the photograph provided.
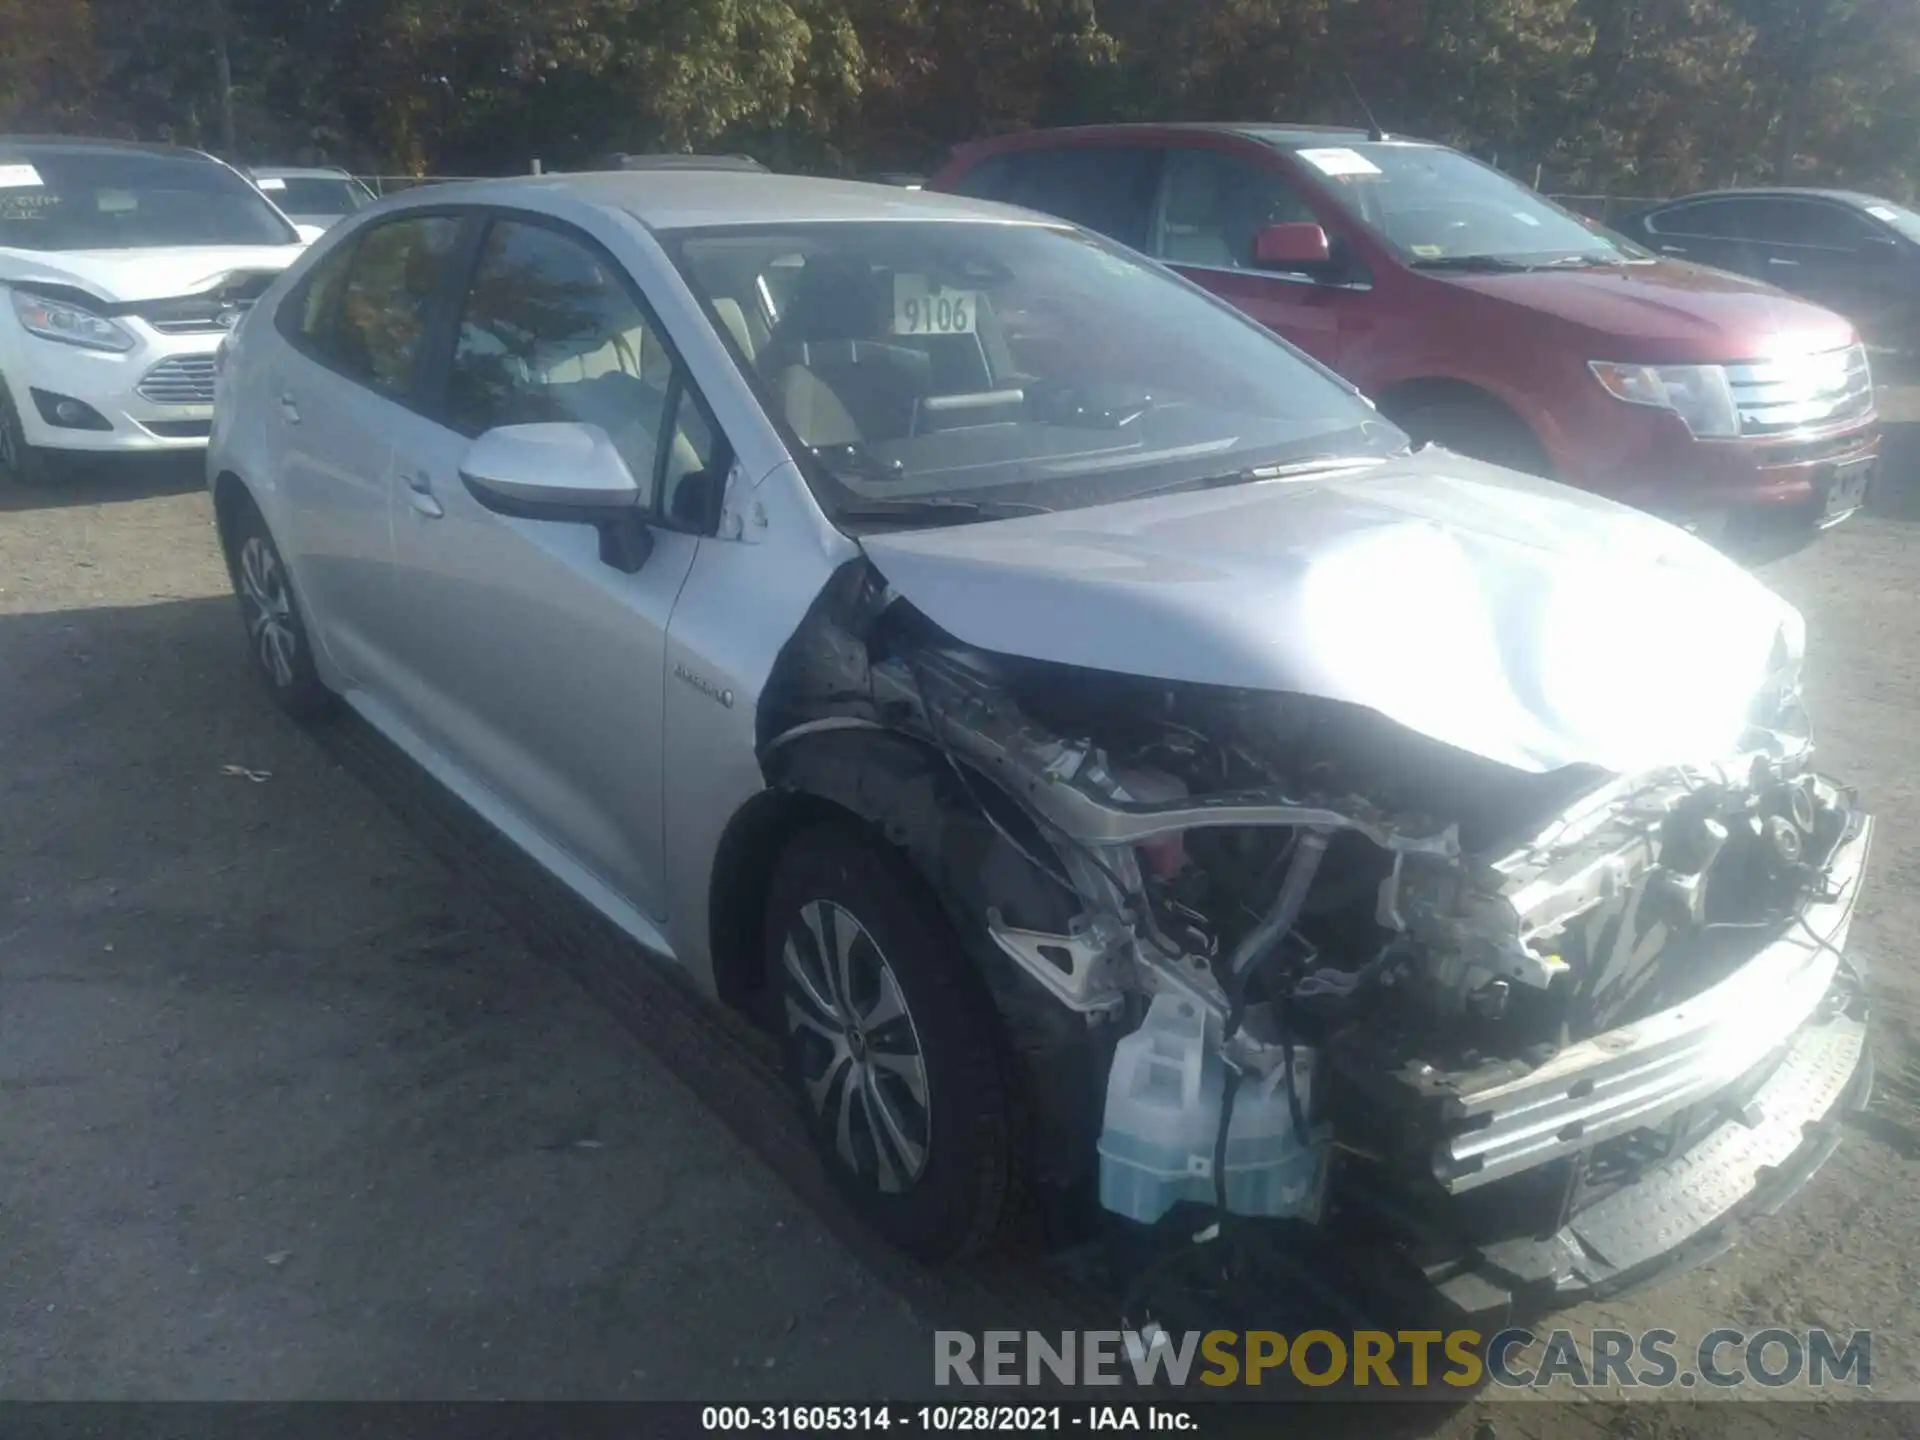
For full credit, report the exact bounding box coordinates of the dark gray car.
[1624,188,1920,351]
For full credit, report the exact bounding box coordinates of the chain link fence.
[350,174,1672,225]
[357,175,482,195]
[1547,194,1666,225]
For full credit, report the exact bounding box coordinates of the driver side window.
[445,218,728,528]
[1154,149,1318,269]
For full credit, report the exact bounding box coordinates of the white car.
[0,137,311,485]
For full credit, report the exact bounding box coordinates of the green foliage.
[4,0,1916,198]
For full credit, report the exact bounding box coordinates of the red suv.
[931,124,1880,537]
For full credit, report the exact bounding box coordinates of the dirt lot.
[3,380,1920,1429]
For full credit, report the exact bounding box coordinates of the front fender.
[764,726,1080,944]
[765,726,1112,1207]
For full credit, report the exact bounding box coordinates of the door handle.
[1767,256,1801,267]
[403,468,444,519]
[278,393,301,423]
[1659,245,1687,254]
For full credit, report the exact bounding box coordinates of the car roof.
[953,121,1397,156]
[0,135,222,163]
[585,153,768,173]
[1232,123,1417,146]
[250,165,358,180]
[1650,187,1896,209]
[376,170,1057,231]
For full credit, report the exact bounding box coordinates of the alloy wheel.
[781,899,932,1194]
[238,535,298,688]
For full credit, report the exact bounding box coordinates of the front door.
[1147,145,1355,370]
[1640,198,1753,278]
[380,213,727,923]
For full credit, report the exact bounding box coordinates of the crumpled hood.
[859,451,1805,776]
[0,244,306,305]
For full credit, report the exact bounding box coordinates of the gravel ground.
[2,379,1918,1430]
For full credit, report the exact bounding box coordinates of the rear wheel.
[765,821,1019,1259]
[1390,395,1553,478]
[0,380,61,487]
[225,498,336,722]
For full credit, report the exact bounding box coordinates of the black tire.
[0,379,63,488]
[224,496,337,722]
[1391,396,1553,478]
[764,821,1018,1259]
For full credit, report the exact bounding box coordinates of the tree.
[1,0,1916,199]
[0,0,96,130]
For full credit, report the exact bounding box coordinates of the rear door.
[379,211,725,924]
[1144,142,1359,369]
[265,210,465,686]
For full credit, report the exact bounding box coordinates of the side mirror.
[460,422,656,572]
[1253,221,1333,271]
[294,223,329,245]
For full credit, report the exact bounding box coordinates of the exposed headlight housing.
[9,289,137,353]
[1589,360,1741,438]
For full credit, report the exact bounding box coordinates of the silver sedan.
[209,172,1870,1292]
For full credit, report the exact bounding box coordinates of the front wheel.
[0,380,61,487]
[1390,396,1553,478]
[765,821,1020,1259]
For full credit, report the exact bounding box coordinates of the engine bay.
[760,560,1863,1242]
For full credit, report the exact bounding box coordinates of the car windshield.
[1278,140,1647,268]
[663,220,1402,525]
[257,175,374,218]
[1863,198,1920,244]
[0,148,299,251]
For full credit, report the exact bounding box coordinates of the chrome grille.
[1727,344,1874,437]
[136,354,217,407]
[149,314,243,335]
[129,272,274,335]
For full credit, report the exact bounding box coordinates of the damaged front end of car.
[758,548,1872,1317]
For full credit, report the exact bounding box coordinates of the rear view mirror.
[1253,221,1333,270]
[294,223,328,245]
[460,422,655,572]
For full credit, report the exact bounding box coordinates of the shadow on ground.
[1865,415,1920,525]
[1,453,205,514]
[0,593,1472,1425]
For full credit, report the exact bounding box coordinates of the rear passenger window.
[950,147,1162,250]
[327,215,461,396]
[1647,200,1742,238]
[945,153,1022,204]
[446,218,725,518]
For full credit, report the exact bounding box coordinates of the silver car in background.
[246,166,376,233]
[208,173,1871,1308]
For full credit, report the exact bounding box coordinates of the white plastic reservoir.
[1097,991,1329,1225]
